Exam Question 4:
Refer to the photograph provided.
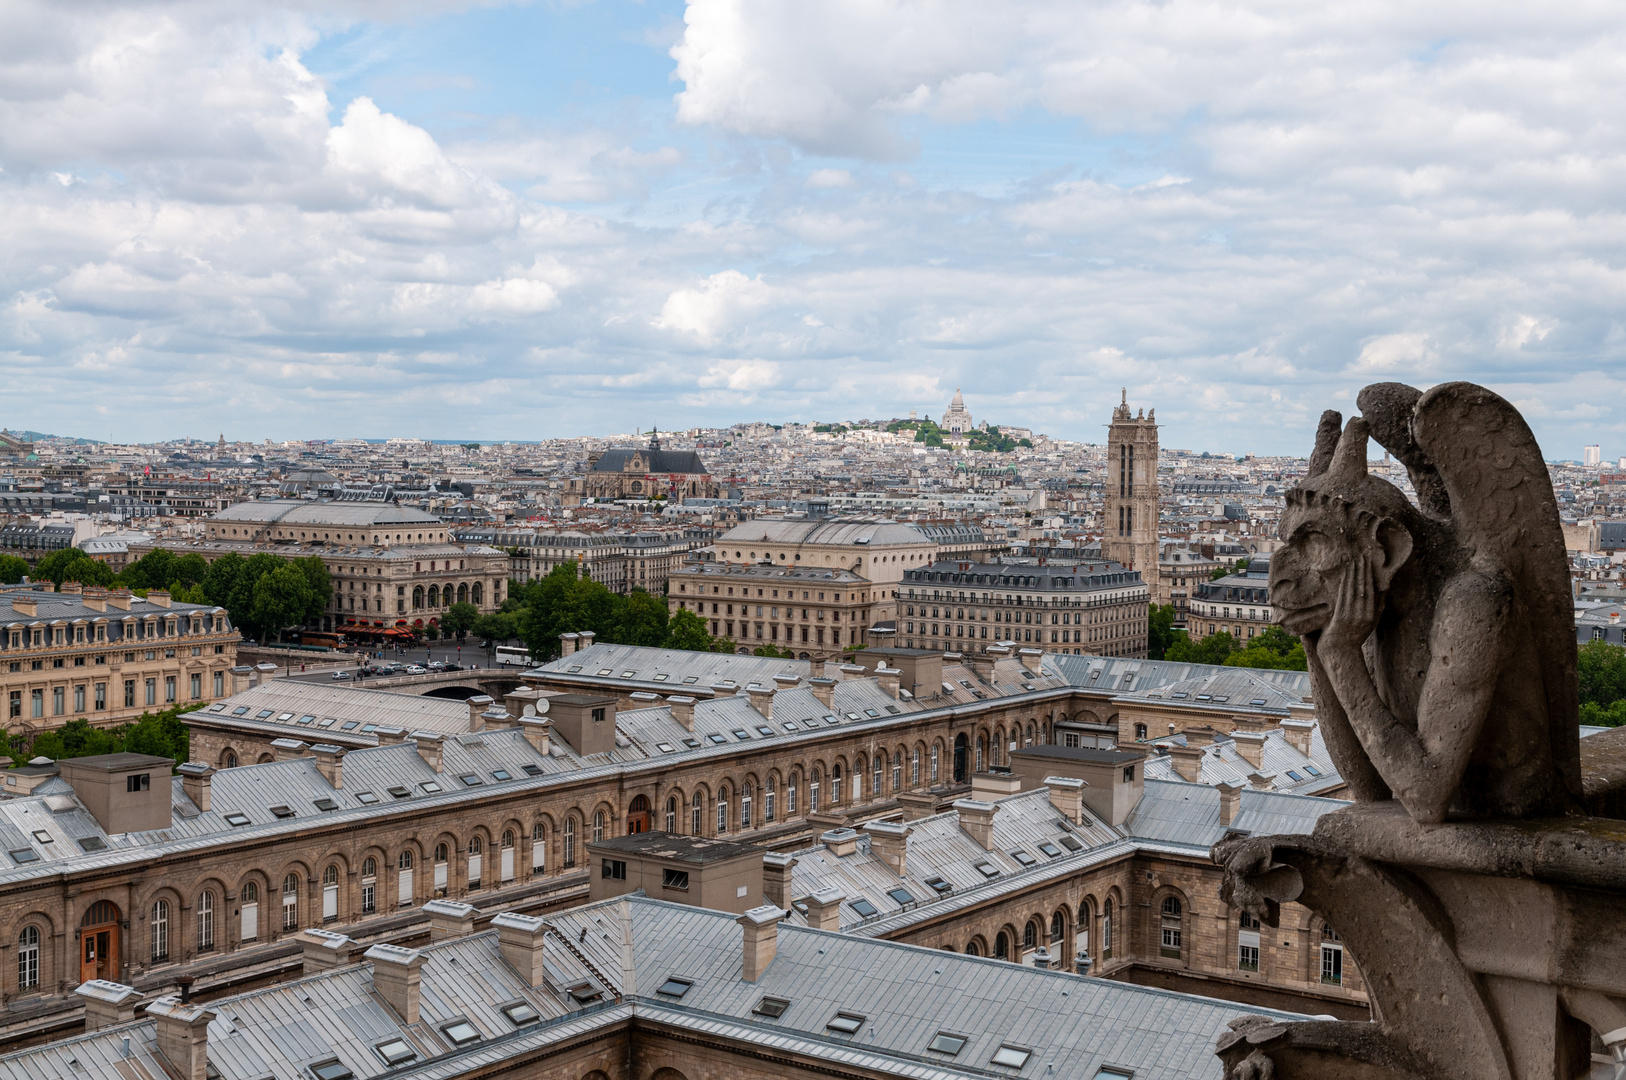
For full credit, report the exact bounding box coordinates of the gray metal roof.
[717,518,941,548]
[212,500,442,526]
[1048,654,1312,699]
[1123,780,1346,850]
[200,681,475,741]
[1140,727,1342,796]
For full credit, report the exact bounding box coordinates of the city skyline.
[4,1,1625,453]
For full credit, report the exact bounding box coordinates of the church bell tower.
[1102,390,1158,572]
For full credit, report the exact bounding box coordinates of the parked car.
[405,665,427,675]
[427,660,447,671]
[331,670,351,680]
[442,662,462,672]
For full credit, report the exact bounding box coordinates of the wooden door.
[80,925,118,983]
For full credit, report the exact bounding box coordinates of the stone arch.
[648,1070,688,1080]
[457,583,469,604]
[257,752,274,764]
[11,909,58,995]
[219,747,239,769]
[966,935,987,957]
[1151,883,1189,962]
[471,581,483,605]
[413,586,424,609]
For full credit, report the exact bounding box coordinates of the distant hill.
[2,429,102,446]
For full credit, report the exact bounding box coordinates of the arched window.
[765,777,776,823]
[471,582,483,605]
[17,927,39,989]
[717,789,730,834]
[930,744,939,783]
[563,819,576,867]
[892,751,902,791]
[412,586,424,609]
[995,931,1010,960]
[872,754,882,796]
[224,750,238,769]
[665,797,677,833]
[151,900,170,961]
[833,763,845,804]
[1050,911,1064,946]
[788,772,798,814]
[853,756,865,802]
[592,811,606,843]
[809,769,820,813]
[965,939,981,957]
[911,748,921,785]
[742,782,753,829]
[361,858,377,914]
[1077,901,1092,957]
[243,881,260,902]
[531,823,547,872]
[692,791,704,834]
[457,583,469,604]
[1160,896,1183,956]
[1023,921,1038,950]
[435,843,448,863]
[976,736,985,772]
[282,873,300,930]
[363,856,377,877]
[1102,900,1114,959]
[427,585,440,607]
[397,851,413,871]
[197,890,215,951]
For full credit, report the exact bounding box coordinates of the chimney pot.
[763,852,797,910]
[365,944,427,1023]
[423,899,478,941]
[804,887,844,931]
[738,904,784,981]
[953,798,998,850]
[493,912,549,986]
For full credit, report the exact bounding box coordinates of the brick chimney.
[518,717,552,755]
[1248,771,1276,790]
[738,905,783,981]
[178,762,212,811]
[366,944,426,1023]
[59,581,83,596]
[1044,776,1086,824]
[466,695,495,730]
[82,586,108,612]
[311,744,343,789]
[576,630,596,651]
[493,912,549,986]
[709,681,738,697]
[1217,781,1244,827]
[971,772,1021,802]
[876,665,901,699]
[896,791,938,821]
[76,980,141,1030]
[763,852,797,910]
[804,887,844,931]
[424,899,478,940]
[954,798,997,850]
[1231,730,1267,770]
[821,828,859,857]
[864,820,911,877]
[1185,726,1217,748]
[667,696,696,730]
[746,684,775,720]
[374,726,408,745]
[559,632,579,656]
[772,674,800,691]
[808,677,836,708]
[1279,718,1314,757]
[1166,744,1204,783]
[296,928,353,974]
[412,731,445,772]
[147,997,216,1080]
[147,589,172,608]
[269,738,309,762]
[9,596,35,617]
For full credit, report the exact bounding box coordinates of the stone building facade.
[1189,554,1274,639]
[568,433,718,503]
[1101,390,1159,574]
[667,562,880,659]
[459,524,714,595]
[1,586,238,732]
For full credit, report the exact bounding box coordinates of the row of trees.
[17,547,330,643]
[1579,640,1626,726]
[1147,604,1307,670]
[10,705,197,770]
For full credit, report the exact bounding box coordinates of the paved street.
[278,639,526,685]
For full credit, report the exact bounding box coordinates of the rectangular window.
[127,774,150,792]
[74,685,85,712]
[1238,944,1260,971]
[95,683,106,710]
[213,671,224,697]
[1321,944,1343,985]
[7,691,18,719]
[145,678,156,706]
[662,868,689,891]
[165,675,176,703]
[52,687,64,715]
[190,673,201,699]
[601,859,627,880]
[31,689,43,718]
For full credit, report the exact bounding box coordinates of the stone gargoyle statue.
[1209,382,1626,1080]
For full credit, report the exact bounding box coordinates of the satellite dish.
[522,704,536,717]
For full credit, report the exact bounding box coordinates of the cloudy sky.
[3,0,1624,455]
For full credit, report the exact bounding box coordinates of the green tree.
[1147,604,1178,660]
[442,602,480,640]
[202,552,245,609]
[1166,630,1240,666]
[472,612,518,648]
[10,705,198,770]
[35,548,112,588]
[291,555,332,622]
[1578,640,1626,710]
[662,608,715,652]
[751,644,793,658]
[1581,699,1626,727]
[616,590,670,647]
[250,564,313,641]
[119,548,175,590]
[0,554,28,584]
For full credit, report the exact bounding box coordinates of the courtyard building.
[1189,554,1274,640]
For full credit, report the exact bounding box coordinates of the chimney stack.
[82,586,108,612]
[365,944,427,1023]
[746,684,775,720]
[59,581,83,596]
[9,596,35,617]
[1230,730,1267,770]
[1165,744,1204,783]
[269,738,309,762]
[804,887,844,931]
[310,744,343,789]
[480,705,512,729]
[559,632,579,656]
[821,828,859,857]
[423,899,478,941]
[971,772,1021,802]
[374,725,408,745]
[709,681,739,697]
[76,980,141,1030]
[412,732,445,772]
[837,664,867,681]
[954,798,998,850]
[466,695,495,730]
[738,905,784,981]
[296,928,353,974]
[518,717,552,755]
[493,912,549,986]
[1185,726,1216,748]
[255,662,278,683]
[876,665,901,699]
[667,696,696,730]
[107,588,132,611]
[863,820,911,878]
[896,791,938,821]
[1044,776,1086,824]
[577,630,596,651]
[1279,718,1314,757]
[147,997,216,1080]
[178,762,212,811]
[772,674,800,691]
[763,852,797,910]
[147,589,172,608]
[808,677,836,708]
[1217,782,1244,827]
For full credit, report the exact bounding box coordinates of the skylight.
[441,1020,481,1046]
[256,709,274,718]
[313,798,337,812]
[656,977,693,998]
[209,704,226,712]
[310,1061,354,1080]
[682,675,699,683]
[1058,835,1083,851]
[849,897,878,918]
[420,781,442,793]
[1286,770,1303,781]
[885,705,900,714]
[991,1045,1032,1068]
[224,813,252,827]
[756,726,774,737]
[567,981,604,1004]
[491,769,511,781]
[652,673,669,681]
[522,763,543,776]
[567,665,582,673]
[596,669,613,676]
[928,1032,967,1056]
[31,830,51,844]
[753,996,790,1018]
[974,862,999,878]
[1304,765,1321,776]
[340,721,360,731]
[682,738,701,749]
[886,887,914,906]
[387,786,410,799]
[1010,850,1037,867]
[78,837,106,852]
[277,713,294,721]
[826,1012,865,1034]
[621,671,636,678]
[1249,698,1269,706]
[500,1002,540,1026]
[657,743,677,754]
[9,849,37,865]
[374,1039,417,1067]
[299,715,316,724]
[864,708,879,718]
[231,706,249,715]
[708,733,728,744]
[356,792,379,805]
[925,876,952,894]
[1037,842,1062,858]
[460,774,483,786]
[732,729,751,740]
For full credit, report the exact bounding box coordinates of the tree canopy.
[10,705,197,770]
[510,565,731,661]
[1164,625,1307,671]
[0,554,28,584]
[1579,640,1626,726]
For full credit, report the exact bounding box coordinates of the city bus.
[494,645,533,667]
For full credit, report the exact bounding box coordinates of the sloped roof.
[591,448,710,474]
